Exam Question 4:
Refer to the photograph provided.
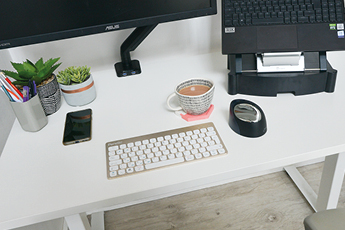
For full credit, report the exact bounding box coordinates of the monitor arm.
[115,24,158,77]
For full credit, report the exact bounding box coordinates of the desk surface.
[1,51,345,229]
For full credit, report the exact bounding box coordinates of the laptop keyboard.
[223,0,345,26]
[105,122,227,179]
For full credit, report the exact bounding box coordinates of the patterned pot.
[36,74,61,115]
[59,74,96,106]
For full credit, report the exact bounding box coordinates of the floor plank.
[104,163,345,230]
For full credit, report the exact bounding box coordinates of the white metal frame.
[65,212,104,230]
[285,152,345,212]
[63,153,345,230]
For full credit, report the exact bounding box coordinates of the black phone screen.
[63,108,92,145]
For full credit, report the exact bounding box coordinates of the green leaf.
[32,75,43,85]
[35,58,44,70]
[49,62,62,75]
[37,62,61,80]
[10,62,25,73]
[17,70,36,79]
[25,59,37,71]
[12,80,29,86]
[22,61,37,73]
[10,61,36,79]
[44,57,60,69]
[2,70,19,79]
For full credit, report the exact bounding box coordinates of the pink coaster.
[179,104,214,122]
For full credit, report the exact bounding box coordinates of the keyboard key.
[195,153,203,159]
[110,171,117,177]
[252,17,284,25]
[126,168,134,173]
[203,152,211,157]
[210,150,218,156]
[108,146,119,151]
[111,159,122,165]
[145,157,184,170]
[219,149,226,154]
[118,170,126,175]
[207,144,223,151]
[172,134,179,139]
[207,127,214,132]
[110,166,119,171]
[185,155,195,161]
[298,16,308,22]
[135,165,144,172]
[150,138,157,143]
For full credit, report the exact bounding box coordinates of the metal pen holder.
[10,95,48,132]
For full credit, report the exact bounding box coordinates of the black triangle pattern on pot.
[39,89,61,115]
[36,75,62,116]
[36,75,60,98]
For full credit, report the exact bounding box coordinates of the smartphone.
[63,108,92,145]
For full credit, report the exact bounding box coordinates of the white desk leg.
[285,152,345,212]
[284,165,318,210]
[91,211,105,230]
[64,212,105,230]
[65,213,91,230]
[315,152,345,211]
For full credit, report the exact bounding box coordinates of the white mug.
[166,78,215,115]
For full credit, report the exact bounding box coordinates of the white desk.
[1,51,344,230]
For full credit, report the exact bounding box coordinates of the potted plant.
[56,66,96,106]
[2,58,62,115]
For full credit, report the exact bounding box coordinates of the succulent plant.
[56,71,71,85]
[2,57,61,86]
[57,66,91,85]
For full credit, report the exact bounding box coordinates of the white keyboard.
[105,122,227,179]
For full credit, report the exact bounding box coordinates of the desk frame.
[285,152,345,212]
[64,152,345,230]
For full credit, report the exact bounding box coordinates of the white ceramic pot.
[59,74,96,106]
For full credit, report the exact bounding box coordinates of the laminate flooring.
[104,163,345,230]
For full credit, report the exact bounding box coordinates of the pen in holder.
[10,95,48,132]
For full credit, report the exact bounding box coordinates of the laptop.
[222,0,345,54]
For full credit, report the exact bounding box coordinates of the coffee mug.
[166,78,215,115]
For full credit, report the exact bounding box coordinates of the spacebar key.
[145,157,185,170]
[252,18,284,25]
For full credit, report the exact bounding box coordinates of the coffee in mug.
[178,85,211,96]
[166,78,214,115]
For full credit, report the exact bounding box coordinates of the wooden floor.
[104,163,345,230]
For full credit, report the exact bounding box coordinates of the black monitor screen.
[0,0,216,49]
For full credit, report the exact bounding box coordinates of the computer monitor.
[0,0,217,76]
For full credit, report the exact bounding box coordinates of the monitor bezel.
[0,0,217,50]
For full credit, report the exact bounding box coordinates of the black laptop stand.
[227,51,337,96]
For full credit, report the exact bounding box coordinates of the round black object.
[229,99,267,138]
